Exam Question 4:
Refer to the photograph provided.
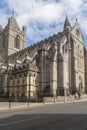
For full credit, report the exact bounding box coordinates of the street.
[0,102,87,130]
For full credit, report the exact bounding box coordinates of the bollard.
[28,98,29,108]
[54,96,55,103]
[43,97,44,104]
[9,98,11,109]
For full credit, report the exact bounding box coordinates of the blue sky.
[0,0,87,47]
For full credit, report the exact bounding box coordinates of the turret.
[22,25,27,36]
[0,25,3,32]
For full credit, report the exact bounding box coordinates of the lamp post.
[9,91,11,109]
[28,90,29,107]
[68,46,71,95]
[64,86,67,103]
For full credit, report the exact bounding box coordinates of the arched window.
[14,35,20,49]
[79,76,83,93]
[76,29,80,37]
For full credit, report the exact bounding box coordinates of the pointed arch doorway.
[79,76,83,93]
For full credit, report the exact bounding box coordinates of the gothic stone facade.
[0,15,86,101]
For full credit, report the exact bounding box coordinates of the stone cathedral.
[0,14,87,101]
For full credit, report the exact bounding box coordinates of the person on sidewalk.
[78,92,81,99]
[75,92,78,99]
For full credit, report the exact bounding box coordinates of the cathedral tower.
[0,13,26,60]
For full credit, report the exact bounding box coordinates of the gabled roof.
[71,19,84,44]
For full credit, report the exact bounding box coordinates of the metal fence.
[0,87,86,109]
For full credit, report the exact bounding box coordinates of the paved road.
[0,102,87,130]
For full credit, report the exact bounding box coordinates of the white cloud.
[61,0,83,15]
[1,0,87,46]
[78,16,87,34]
[0,12,8,27]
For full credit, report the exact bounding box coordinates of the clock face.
[76,29,80,37]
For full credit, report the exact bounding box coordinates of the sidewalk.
[0,102,44,111]
[0,97,87,111]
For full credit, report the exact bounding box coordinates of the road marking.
[0,116,42,127]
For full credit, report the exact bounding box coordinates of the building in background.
[0,14,86,101]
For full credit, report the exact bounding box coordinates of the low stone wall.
[43,95,86,103]
[43,96,64,103]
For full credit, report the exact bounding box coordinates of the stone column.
[4,73,8,94]
[50,43,57,96]
[26,74,29,98]
[63,51,70,95]
[28,73,31,99]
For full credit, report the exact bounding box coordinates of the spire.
[7,9,20,30]
[64,16,71,30]
[76,18,78,24]
[8,10,20,30]
[11,15,20,29]
[12,9,14,16]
